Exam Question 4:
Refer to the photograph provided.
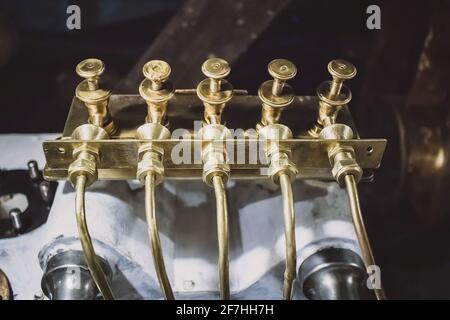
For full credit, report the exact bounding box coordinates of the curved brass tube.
[344,174,386,300]
[279,173,297,300]
[75,174,114,300]
[144,172,175,300]
[212,175,230,300]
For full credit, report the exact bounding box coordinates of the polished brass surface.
[75,174,114,300]
[139,60,174,124]
[212,174,230,300]
[145,172,174,300]
[279,173,296,300]
[258,59,296,126]
[196,58,233,124]
[75,59,116,134]
[345,174,386,300]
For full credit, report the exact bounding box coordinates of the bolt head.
[268,59,297,80]
[201,58,230,79]
[143,60,171,83]
[76,58,105,79]
[328,59,357,80]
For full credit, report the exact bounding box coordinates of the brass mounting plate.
[43,92,386,182]
[43,138,386,181]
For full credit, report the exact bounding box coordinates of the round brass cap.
[268,59,297,80]
[143,60,171,82]
[327,59,357,80]
[76,58,105,79]
[201,58,230,79]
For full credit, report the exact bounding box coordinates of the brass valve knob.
[139,60,174,124]
[309,59,357,137]
[196,58,233,124]
[258,59,297,127]
[316,59,356,107]
[75,58,115,134]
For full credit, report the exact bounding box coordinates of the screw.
[201,58,230,93]
[143,60,171,91]
[76,58,105,91]
[27,160,40,181]
[327,59,356,99]
[9,208,23,231]
[268,59,297,96]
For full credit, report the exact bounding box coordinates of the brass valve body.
[135,123,171,184]
[75,59,116,135]
[319,124,362,185]
[197,124,232,186]
[67,124,109,187]
[258,124,298,184]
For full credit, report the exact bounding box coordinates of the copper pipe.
[212,175,230,300]
[145,172,175,300]
[75,174,114,300]
[279,173,297,300]
[344,174,387,300]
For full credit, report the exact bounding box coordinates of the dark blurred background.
[0,0,449,299]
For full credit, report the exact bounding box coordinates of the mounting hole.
[57,147,66,154]
[366,146,374,156]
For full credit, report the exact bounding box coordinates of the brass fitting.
[319,124,362,185]
[196,58,233,125]
[197,124,232,186]
[258,59,297,128]
[135,123,171,184]
[259,124,298,184]
[75,59,116,135]
[68,124,109,187]
[310,59,356,137]
[139,60,174,125]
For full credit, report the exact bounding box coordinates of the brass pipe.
[212,175,230,300]
[144,172,175,300]
[344,174,386,300]
[279,173,297,300]
[75,174,114,300]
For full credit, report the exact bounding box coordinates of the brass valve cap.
[75,59,111,104]
[328,59,357,80]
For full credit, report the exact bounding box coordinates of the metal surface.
[41,250,111,300]
[345,174,385,300]
[299,248,372,300]
[279,174,296,300]
[145,172,174,300]
[75,174,114,299]
[42,94,385,182]
[212,175,230,300]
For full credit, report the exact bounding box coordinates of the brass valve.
[258,59,297,128]
[319,123,362,185]
[75,59,116,135]
[310,59,356,136]
[139,60,174,125]
[67,124,109,187]
[196,58,233,125]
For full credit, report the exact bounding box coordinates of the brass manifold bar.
[43,138,385,181]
